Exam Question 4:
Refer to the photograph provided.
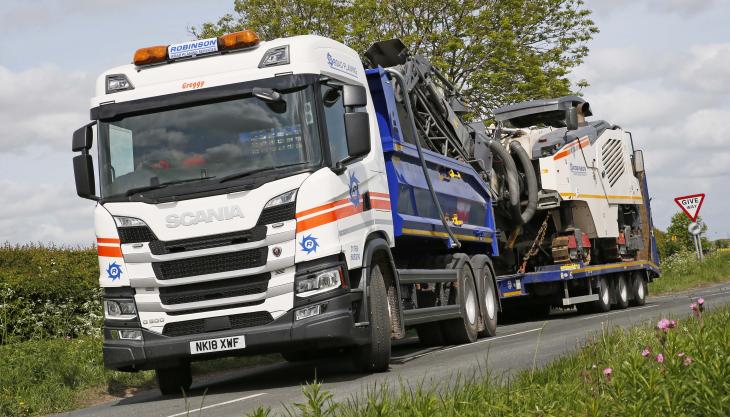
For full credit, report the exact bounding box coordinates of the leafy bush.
[0,244,101,344]
[650,250,730,294]
[0,335,154,417]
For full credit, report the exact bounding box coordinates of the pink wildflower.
[677,352,685,357]
[690,302,697,311]
[683,356,693,366]
[656,353,664,363]
[603,367,612,381]
[641,348,651,357]
[697,297,704,306]
[657,319,675,332]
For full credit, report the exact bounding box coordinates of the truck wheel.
[156,363,192,395]
[577,277,611,314]
[354,264,391,372]
[478,267,498,337]
[441,262,479,344]
[614,275,629,309]
[630,273,647,306]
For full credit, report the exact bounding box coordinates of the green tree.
[664,212,708,258]
[192,0,598,117]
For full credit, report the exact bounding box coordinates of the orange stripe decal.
[97,237,121,244]
[371,199,392,210]
[553,137,589,161]
[98,246,123,258]
[295,198,349,219]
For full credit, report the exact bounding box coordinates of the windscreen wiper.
[218,163,306,184]
[125,176,215,196]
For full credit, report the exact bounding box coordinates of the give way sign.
[674,194,705,222]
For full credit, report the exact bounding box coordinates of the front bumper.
[103,292,367,371]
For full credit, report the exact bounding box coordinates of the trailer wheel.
[478,266,498,337]
[442,262,479,344]
[156,363,192,396]
[630,273,647,306]
[354,264,391,372]
[614,275,629,309]
[577,276,611,314]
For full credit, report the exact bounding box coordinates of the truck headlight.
[264,189,297,208]
[113,216,147,227]
[104,299,137,320]
[295,267,343,297]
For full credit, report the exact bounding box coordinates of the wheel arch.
[361,233,404,338]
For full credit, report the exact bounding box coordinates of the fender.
[360,236,404,339]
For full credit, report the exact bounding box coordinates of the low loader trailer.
[71,31,659,394]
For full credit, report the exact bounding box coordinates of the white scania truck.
[72,31,658,394]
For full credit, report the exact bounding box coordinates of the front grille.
[118,226,157,244]
[162,311,274,337]
[257,202,295,225]
[159,273,270,305]
[149,226,267,255]
[153,247,268,280]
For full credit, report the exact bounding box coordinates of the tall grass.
[650,250,730,294]
[252,302,730,417]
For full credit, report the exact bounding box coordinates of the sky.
[0,0,728,245]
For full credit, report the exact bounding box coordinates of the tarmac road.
[58,282,730,417]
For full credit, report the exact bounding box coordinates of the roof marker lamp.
[259,45,289,68]
[218,30,260,51]
[106,74,134,94]
[133,45,168,66]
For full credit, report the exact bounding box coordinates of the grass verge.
[251,301,729,417]
[650,250,730,294]
[0,335,281,417]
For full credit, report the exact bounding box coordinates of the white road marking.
[706,290,730,296]
[396,328,543,362]
[166,392,266,417]
[579,304,657,321]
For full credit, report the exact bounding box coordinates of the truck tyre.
[478,266,498,338]
[156,363,192,396]
[441,262,479,344]
[354,264,391,372]
[577,276,611,314]
[614,275,629,309]
[630,273,647,306]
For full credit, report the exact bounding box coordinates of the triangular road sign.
[674,194,705,222]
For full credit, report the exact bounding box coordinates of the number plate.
[190,335,246,355]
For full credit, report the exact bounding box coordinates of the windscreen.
[97,85,321,198]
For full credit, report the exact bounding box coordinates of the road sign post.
[688,221,704,261]
[676,194,706,261]
[675,194,705,222]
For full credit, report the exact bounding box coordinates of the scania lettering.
[72,31,659,395]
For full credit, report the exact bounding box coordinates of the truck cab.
[73,32,397,392]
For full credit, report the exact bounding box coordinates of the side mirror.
[342,84,367,108]
[73,154,98,200]
[565,107,579,131]
[72,122,99,201]
[72,122,95,152]
[344,112,371,158]
[633,149,645,174]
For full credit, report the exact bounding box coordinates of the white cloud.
[587,0,718,17]
[576,40,730,232]
[0,178,96,246]
[0,64,92,153]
